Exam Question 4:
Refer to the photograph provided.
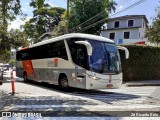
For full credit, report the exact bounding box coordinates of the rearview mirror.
[75,41,92,56]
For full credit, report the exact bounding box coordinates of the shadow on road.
[19,79,141,104]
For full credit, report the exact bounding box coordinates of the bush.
[119,45,160,82]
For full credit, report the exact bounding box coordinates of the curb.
[126,83,160,87]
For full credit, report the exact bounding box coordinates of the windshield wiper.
[110,56,119,74]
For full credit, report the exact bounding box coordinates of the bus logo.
[47,59,58,67]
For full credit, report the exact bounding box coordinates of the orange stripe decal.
[22,60,37,80]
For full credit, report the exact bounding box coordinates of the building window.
[128,20,134,27]
[109,33,115,39]
[124,32,130,39]
[114,21,119,28]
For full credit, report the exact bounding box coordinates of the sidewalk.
[125,80,160,87]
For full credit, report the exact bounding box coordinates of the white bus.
[16,33,129,90]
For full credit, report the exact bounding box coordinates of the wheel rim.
[60,78,68,88]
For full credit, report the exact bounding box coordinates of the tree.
[0,0,21,28]
[68,0,117,34]
[9,58,16,68]
[145,6,160,46]
[145,20,160,46]
[0,0,22,62]
[9,29,29,49]
[23,4,65,43]
[0,0,44,58]
[52,11,68,36]
[29,0,45,9]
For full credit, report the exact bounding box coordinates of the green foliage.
[0,0,22,27]
[52,11,67,37]
[145,19,160,46]
[9,58,16,68]
[145,6,160,46]
[23,6,65,43]
[0,0,22,62]
[9,29,29,48]
[119,45,160,81]
[30,0,45,9]
[0,49,11,63]
[69,0,117,34]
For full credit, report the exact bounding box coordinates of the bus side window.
[26,41,68,60]
[49,41,68,60]
[16,49,30,61]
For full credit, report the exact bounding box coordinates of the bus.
[16,33,129,90]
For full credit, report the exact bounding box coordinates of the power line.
[75,0,147,32]
[71,10,107,32]
[70,0,125,32]
[77,18,108,32]
[110,0,147,17]
[70,1,108,32]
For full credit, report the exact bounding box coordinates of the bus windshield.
[87,40,122,74]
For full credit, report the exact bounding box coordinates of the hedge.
[119,45,160,82]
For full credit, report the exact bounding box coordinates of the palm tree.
[108,0,117,13]
[30,0,45,9]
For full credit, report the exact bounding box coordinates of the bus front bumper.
[87,78,122,89]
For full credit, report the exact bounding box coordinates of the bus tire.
[59,77,68,89]
[23,72,28,82]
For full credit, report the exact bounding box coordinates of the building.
[101,15,148,44]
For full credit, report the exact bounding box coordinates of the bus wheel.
[23,73,28,82]
[59,77,68,89]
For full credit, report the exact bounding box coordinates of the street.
[0,70,160,119]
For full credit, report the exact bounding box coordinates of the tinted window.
[67,38,88,69]
[16,49,30,61]
[16,41,68,60]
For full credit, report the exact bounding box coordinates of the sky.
[8,0,160,30]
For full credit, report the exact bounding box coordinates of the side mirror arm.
[117,46,129,59]
[75,41,92,56]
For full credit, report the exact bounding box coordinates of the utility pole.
[66,0,69,33]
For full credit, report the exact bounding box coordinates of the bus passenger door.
[67,39,88,89]
[74,47,88,89]
[74,65,86,89]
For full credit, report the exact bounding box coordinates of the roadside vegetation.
[120,45,160,81]
[145,4,160,46]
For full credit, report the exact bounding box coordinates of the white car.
[13,66,16,71]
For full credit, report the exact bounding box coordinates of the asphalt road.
[0,70,160,119]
